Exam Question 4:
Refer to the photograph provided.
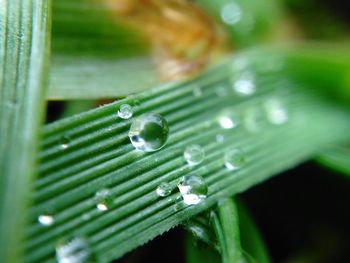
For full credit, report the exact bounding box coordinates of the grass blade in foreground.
[0,0,51,262]
[26,54,350,262]
[212,199,242,263]
[317,146,350,176]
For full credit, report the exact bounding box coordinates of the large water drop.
[178,175,208,205]
[128,113,169,152]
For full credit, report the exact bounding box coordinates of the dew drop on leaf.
[264,97,288,125]
[128,113,169,152]
[94,188,112,211]
[224,148,245,171]
[184,144,205,166]
[178,175,208,205]
[232,72,256,96]
[221,3,242,25]
[56,237,92,263]
[38,214,54,226]
[156,182,172,197]
[118,104,133,119]
[216,134,225,143]
[59,134,71,149]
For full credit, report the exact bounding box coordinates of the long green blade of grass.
[23,51,350,262]
[0,1,51,262]
[317,146,350,176]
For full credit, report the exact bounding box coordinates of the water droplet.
[224,148,245,171]
[216,134,225,143]
[218,111,239,129]
[117,104,133,119]
[59,135,71,149]
[156,182,172,197]
[264,98,288,125]
[215,85,229,97]
[243,106,265,132]
[94,189,112,211]
[221,3,242,25]
[233,77,256,96]
[56,237,92,263]
[219,116,235,129]
[184,144,205,166]
[193,86,203,97]
[178,175,208,205]
[38,214,54,226]
[129,113,169,152]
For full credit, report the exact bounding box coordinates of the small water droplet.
[59,135,71,149]
[233,77,256,96]
[224,148,245,171]
[129,113,169,152]
[264,98,288,125]
[94,189,112,211]
[218,111,239,129]
[221,3,242,25]
[38,214,54,226]
[118,104,133,119]
[184,145,205,166]
[215,85,229,97]
[193,86,203,97]
[216,134,225,143]
[219,116,235,129]
[178,175,208,205]
[56,237,92,263]
[156,182,172,197]
[243,106,265,132]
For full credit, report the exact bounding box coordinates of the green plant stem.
[212,199,242,263]
[0,0,51,262]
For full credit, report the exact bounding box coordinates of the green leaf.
[316,146,350,176]
[0,0,51,262]
[25,51,350,262]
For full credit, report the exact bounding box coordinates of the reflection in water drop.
[129,113,169,152]
[178,175,208,205]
